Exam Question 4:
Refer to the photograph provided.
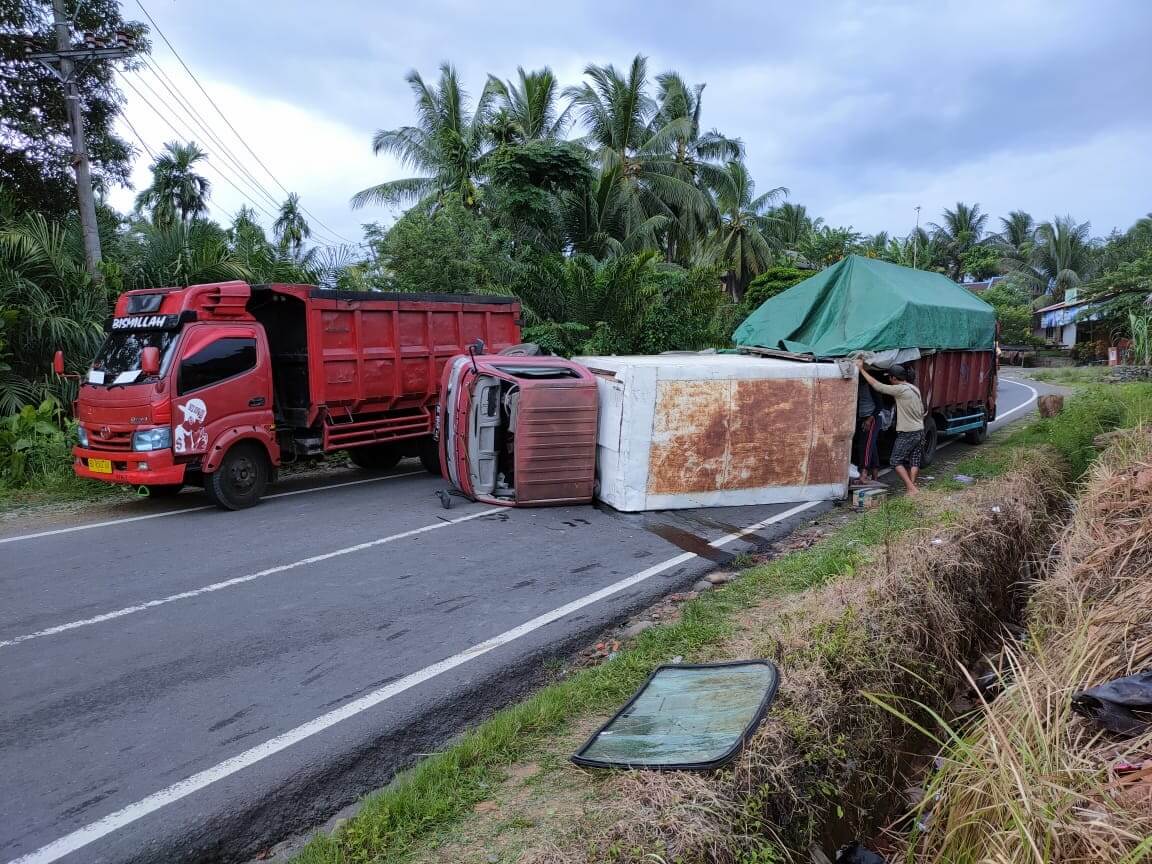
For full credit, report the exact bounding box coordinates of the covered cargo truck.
[67,281,520,508]
[733,255,999,462]
[575,354,856,511]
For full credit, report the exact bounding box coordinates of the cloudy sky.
[108,0,1152,249]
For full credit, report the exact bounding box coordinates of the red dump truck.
[62,281,520,508]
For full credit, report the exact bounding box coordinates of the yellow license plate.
[88,458,113,474]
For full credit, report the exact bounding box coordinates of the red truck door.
[172,324,274,459]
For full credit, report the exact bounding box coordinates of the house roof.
[1035,298,1091,314]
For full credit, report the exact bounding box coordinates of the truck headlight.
[132,427,172,451]
[77,426,89,448]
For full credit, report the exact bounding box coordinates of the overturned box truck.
[437,256,998,511]
[64,281,520,508]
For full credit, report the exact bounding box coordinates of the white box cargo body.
[574,354,857,512]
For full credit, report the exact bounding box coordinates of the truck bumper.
[72,446,188,486]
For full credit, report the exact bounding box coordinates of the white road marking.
[0,506,503,650]
[6,501,818,864]
[0,471,422,546]
[994,377,1040,423]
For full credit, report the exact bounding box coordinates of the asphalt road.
[0,377,1040,864]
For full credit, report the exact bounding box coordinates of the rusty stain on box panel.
[647,375,855,495]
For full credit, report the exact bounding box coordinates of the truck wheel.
[205,443,269,510]
[964,419,989,445]
[418,440,441,475]
[348,445,402,471]
[921,417,939,466]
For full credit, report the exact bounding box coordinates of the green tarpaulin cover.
[733,255,996,357]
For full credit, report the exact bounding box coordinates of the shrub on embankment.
[903,426,1152,864]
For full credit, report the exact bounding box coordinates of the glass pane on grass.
[572,661,779,770]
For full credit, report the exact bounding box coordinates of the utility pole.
[26,1,133,277]
[913,205,922,269]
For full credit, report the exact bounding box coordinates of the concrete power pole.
[27,1,133,277]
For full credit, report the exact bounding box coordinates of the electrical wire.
[116,104,156,161]
[134,0,358,245]
[128,66,285,217]
[116,69,278,223]
[134,55,349,247]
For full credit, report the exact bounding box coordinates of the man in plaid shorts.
[854,359,925,496]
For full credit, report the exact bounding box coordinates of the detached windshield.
[89,331,179,385]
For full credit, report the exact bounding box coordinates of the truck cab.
[74,283,277,508]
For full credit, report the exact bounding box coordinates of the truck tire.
[921,417,939,466]
[348,445,402,471]
[205,442,269,510]
[418,439,441,475]
[964,418,989,445]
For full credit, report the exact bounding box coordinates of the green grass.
[282,382,1150,864]
[1026,366,1111,385]
[0,471,133,512]
[293,499,924,864]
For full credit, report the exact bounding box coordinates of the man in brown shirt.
[854,359,925,496]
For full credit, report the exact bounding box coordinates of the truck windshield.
[89,330,179,385]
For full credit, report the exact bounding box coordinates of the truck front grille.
[87,431,134,451]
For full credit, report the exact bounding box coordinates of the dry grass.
[521,453,1070,864]
[905,427,1152,864]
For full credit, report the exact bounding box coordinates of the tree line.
[2,5,1151,423]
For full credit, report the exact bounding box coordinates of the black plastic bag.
[836,844,886,864]
[1071,669,1152,735]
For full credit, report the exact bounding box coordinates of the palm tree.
[352,64,497,211]
[705,161,786,300]
[1008,215,1095,300]
[273,193,311,256]
[486,67,570,143]
[798,225,862,270]
[761,202,821,252]
[0,213,107,411]
[121,218,250,291]
[561,164,669,259]
[930,202,989,281]
[564,55,712,251]
[135,142,211,228]
[652,71,743,262]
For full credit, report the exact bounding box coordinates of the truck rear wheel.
[205,442,269,510]
[418,439,441,475]
[348,445,402,471]
[964,418,989,445]
[921,417,939,466]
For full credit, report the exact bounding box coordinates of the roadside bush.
[0,399,74,487]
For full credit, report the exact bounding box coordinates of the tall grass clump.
[905,428,1152,864]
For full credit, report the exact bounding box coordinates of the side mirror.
[53,350,65,376]
[141,346,161,377]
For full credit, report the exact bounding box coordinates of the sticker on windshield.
[175,398,208,454]
[88,369,106,384]
[113,370,140,385]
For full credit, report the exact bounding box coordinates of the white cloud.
[108,60,403,244]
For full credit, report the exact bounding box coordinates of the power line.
[116,69,279,224]
[127,66,285,218]
[133,0,357,245]
[135,55,347,245]
[138,56,282,209]
[116,105,155,161]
